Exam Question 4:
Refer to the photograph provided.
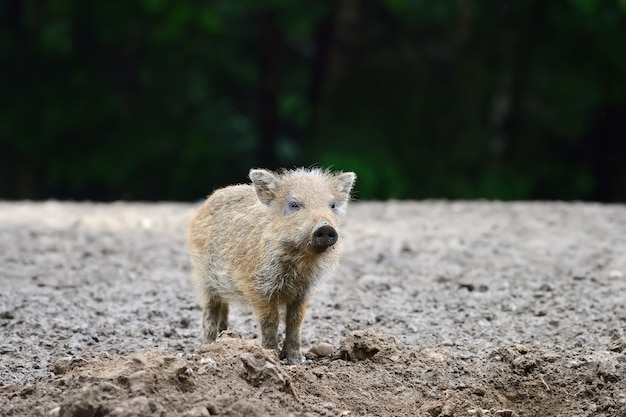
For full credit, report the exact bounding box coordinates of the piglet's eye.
[288,199,301,210]
[330,201,337,210]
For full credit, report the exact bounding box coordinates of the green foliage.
[1,1,625,201]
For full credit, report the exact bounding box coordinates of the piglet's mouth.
[309,243,332,254]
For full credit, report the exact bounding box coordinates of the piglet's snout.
[311,221,338,251]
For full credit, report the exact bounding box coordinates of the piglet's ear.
[334,171,356,202]
[250,169,281,205]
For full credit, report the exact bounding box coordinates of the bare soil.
[1,201,625,417]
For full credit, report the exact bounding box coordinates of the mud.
[1,201,625,416]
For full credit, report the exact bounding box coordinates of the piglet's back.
[187,183,261,256]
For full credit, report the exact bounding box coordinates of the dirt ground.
[1,200,625,417]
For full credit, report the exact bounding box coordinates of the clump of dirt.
[338,328,404,362]
[3,330,625,416]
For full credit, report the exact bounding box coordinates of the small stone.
[512,355,538,372]
[495,410,519,417]
[185,406,210,417]
[49,406,60,416]
[19,385,34,396]
[0,311,15,319]
[608,270,623,279]
[608,337,626,353]
[205,403,218,415]
[515,344,529,354]
[542,351,561,362]
[200,357,217,366]
[308,342,333,358]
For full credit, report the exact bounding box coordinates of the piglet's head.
[250,168,356,253]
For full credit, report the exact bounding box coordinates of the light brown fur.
[187,168,356,364]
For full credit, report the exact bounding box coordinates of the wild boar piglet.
[187,167,356,364]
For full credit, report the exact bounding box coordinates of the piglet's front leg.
[280,297,309,365]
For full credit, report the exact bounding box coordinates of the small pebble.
[185,406,210,417]
[608,270,623,279]
[495,410,519,417]
[542,351,561,362]
[0,311,15,319]
[608,337,626,353]
[515,344,529,354]
[308,342,333,358]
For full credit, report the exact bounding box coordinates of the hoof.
[280,349,307,365]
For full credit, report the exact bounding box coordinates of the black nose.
[312,224,338,249]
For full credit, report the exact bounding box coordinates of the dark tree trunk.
[4,0,36,198]
[584,105,626,201]
[309,0,364,135]
[257,10,282,170]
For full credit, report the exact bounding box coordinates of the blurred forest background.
[1,0,625,201]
